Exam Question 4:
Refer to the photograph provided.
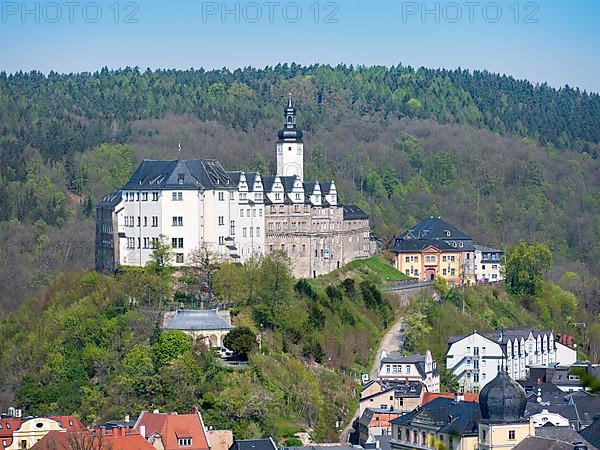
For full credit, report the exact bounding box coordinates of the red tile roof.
[1,418,24,448]
[421,392,479,405]
[31,429,155,450]
[47,416,86,431]
[134,412,210,450]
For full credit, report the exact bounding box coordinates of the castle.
[95,96,371,278]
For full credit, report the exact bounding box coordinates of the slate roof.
[581,416,600,448]
[163,310,233,331]
[512,437,578,450]
[343,205,369,221]
[391,217,474,252]
[226,171,243,186]
[448,328,553,349]
[99,189,123,207]
[280,176,300,193]
[229,438,278,450]
[303,182,318,194]
[123,160,236,191]
[245,172,259,189]
[381,352,426,364]
[262,176,278,192]
[398,217,472,241]
[536,426,597,450]
[391,398,481,437]
[474,245,503,253]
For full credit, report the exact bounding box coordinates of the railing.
[383,280,433,292]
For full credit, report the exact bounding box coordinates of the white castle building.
[95,96,371,277]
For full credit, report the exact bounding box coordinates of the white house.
[446,329,576,393]
[378,350,440,393]
[473,245,504,283]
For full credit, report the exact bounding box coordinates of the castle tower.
[277,94,304,181]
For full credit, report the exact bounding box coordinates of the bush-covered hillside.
[1,64,599,311]
[0,254,394,442]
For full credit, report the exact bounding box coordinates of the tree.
[147,235,173,273]
[223,327,258,360]
[151,330,191,369]
[187,245,225,303]
[504,241,553,298]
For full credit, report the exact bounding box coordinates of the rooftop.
[163,309,233,331]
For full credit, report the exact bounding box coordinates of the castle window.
[218,216,224,226]
[256,227,260,237]
[275,193,281,200]
[240,209,244,217]
[142,192,148,201]
[218,192,225,201]
[175,253,184,263]
[243,228,247,237]
[508,431,516,440]
[152,192,159,201]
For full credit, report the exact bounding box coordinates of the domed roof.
[278,127,303,142]
[480,371,527,422]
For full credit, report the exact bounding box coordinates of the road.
[338,285,431,444]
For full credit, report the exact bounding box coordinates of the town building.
[377,350,440,393]
[95,96,370,278]
[358,409,403,445]
[359,381,424,417]
[31,429,155,450]
[390,217,475,284]
[162,309,233,347]
[134,410,210,450]
[473,245,504,283]
[390,396,481,450]
[2,417,85,450]
[446,329,577,393]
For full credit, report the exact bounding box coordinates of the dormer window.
[445,230,451,237]
[178,438,192,447]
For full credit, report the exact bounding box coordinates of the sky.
[1,0,599,92]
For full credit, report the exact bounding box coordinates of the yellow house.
[6,417,85,450]
[390,218,475,284]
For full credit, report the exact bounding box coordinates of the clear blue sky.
[1,0,599,92]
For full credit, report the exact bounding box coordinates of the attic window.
[178,174,185,185]
[445,230,451,237]
[178,439,192,447]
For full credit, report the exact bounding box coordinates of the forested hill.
[1,64,600,180]
[1,64,600,311]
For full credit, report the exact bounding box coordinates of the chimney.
[454,393,464,403]
[140,425,146,439]
[125,414,130,423]
[153,409,159,414]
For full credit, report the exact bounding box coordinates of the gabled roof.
[134,411,210,450]
[512,436,578,450]
[245,172,260,190]
[536,426,597,450]
[581,416,600,448]
[343,205,369,221]
[391,397,481,436]
[99,189,123,207]
[280,176,301,193]
[303,182,318,194]
[474,245,503,253]
[123,160,236,191]
[31,430,155,450]
[421,393,479,405]
[226,171,243,186]
[163,309,233,332]
[262,176,279,192]
[448,329,553,348]
[392,239,459,253]
[229,438,278,450]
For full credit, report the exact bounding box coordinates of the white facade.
[277,140,304,181]
[446,333,504,393]
[473,245,504,283]
[555,342,577,367]
[117,185,245,267]
[378,350,440,393]
[530,409,571,427]
[446,330,565,392]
